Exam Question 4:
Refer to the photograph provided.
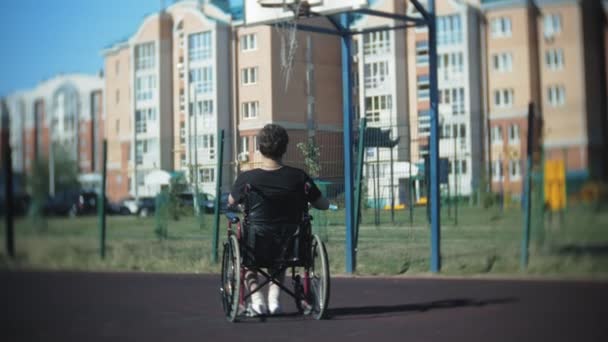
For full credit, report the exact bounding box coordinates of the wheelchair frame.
[220,209,330,322]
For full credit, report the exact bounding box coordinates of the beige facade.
[104,44,132,201]
[4,74,105,194]
[536,0,603,175]
[407,0,484,197]
[483,0,541,195]
[234,18,344,180]
[102,0,233,197]
[483,0,607,195]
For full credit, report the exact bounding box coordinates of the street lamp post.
[189,83,200,215]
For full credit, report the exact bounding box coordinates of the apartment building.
[352,0,410,207]
[482,0,541,196]
[102,0,233,199]
[407,0,484,197]
[233,18,344,181]
[4,74,104,190]
[535,0,606,179]
[483,0,607,196]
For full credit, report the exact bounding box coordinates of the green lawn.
[1,204,608,278]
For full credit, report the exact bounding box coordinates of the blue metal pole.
[428,0,441,272]
[341,14,355,274]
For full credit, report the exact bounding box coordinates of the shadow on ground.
[556,244,608,257]
[327,297,517,319]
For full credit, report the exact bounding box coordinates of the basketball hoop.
[259,0,314,91]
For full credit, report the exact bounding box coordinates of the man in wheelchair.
[228,124,329,317]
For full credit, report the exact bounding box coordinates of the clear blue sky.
[0,0,164,96]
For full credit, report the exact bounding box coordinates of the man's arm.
[228,194,237,206]
[311,196,330,210]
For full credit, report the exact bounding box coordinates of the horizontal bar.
[288,23,344,36]
[355,8,426,25]
[348,23,416,35]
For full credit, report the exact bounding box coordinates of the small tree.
[296,141,321,178]
[27,145,79,218]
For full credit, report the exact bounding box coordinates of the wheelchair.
[219,185,330,322]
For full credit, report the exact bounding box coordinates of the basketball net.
[272,0,310,92]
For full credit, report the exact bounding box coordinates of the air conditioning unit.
[238,152,249,162]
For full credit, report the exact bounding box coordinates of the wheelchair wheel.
[309,234,330,320]
[220,234,241,322]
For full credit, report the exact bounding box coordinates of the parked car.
[136,197,156,217]
[0,193,31,216]
[122,197,138,214]
[44,190,105,217]
[107,199,131,215]
[203,193,238,214]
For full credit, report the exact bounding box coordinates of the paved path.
[1,271,607,341]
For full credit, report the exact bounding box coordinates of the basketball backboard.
[244,0,369,26]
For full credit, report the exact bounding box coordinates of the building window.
[509,159,521,180]
[508,124,520,144]
[439,87,465,115]
[459,124,466,139]
[135,42,155,70]
[115,61,120,75]
[547,85,565,107]
[437,14,462,45]
[417,75,430,101]
[364,61,389,89]
[180,153,186,166]
[115,119,120,134]
[190,67,213,94]
[135,140,147,165]
[179,122,186,144]
[438,52,464,76]
[494,88,514,108]
[364,95,391,123]
[241,33,257,51]
[490,17,512,38]
[192,100,213,117]
[491,160,503,181]
[201,134,215,159]
[200,168,215,183]
[241,67,258,85]
[491,125,503,145]
[135,75,156,101]
[415,41,428,66]
[253,135,259,151]
[241,136,249,154]
[179,87,185,108]
[543,13,562,38]
[241,101,259,119]
[363,31,391,55]
[135,108,156,134]
[189,31,212,61]
[545,48,564,70]
[418,110,430,136]
[492,52,513,72]
[115,90,120,104]
[461,160,467,175]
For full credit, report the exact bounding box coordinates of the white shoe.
[249,291,267,316]
[268,301,282,315]
[249,302,268,316]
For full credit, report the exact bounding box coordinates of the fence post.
[212,129,225,263]
[2,99,15,258]
[98,140,107,259]
[521,103,534,269]
[354,117,366,249]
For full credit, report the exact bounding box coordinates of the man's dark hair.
[258,124,289,160]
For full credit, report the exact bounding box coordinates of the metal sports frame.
[244,0,441,274]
